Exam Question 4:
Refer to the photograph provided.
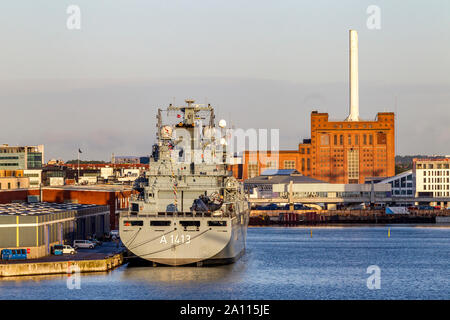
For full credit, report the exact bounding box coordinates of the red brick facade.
[238,111,395,184]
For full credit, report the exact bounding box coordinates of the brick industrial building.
[239,30,395,184]
[241,110,395,184]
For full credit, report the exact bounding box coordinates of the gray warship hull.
[120,211,249,266]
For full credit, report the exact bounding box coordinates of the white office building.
[414,158,450,198]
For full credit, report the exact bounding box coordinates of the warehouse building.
[0,202,109,259]
[0,185,134,230]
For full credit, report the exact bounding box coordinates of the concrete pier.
[0,252,124,277]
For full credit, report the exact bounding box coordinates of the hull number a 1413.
[160,234,191,244]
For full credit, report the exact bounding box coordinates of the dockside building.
[0,202,109,259]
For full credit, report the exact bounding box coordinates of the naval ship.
[119,100,249,266]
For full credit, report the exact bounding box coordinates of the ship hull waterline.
[120,212,249,266]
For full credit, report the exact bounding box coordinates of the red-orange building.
[240,110,395,184]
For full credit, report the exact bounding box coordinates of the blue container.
[51,245,64,255]
[1,249,28,260]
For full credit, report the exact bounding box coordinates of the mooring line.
[127,228,177,251]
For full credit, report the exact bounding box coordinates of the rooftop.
[0,202,101,216]
[261,169,299,176]
[45,185,133,192]
[245,172,326,185]
[414,158,450,162]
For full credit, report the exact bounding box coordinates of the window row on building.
[423,170,450,176]
[318,133,388,146]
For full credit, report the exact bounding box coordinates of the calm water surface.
[1,226,449,300]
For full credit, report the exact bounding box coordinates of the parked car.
[295,204,311,210]
[52,244,76,255]
[94,239,103,246]
[283,204,310,210]
[262,203,281,210]
[110,230,119,240]
[418,205,435,210]
[73,240,96,249]
[62,245,76,254]
[88,238,103,246]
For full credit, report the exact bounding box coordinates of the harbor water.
[1,226,449,300]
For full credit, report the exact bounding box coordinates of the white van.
[73,240,96,249]
[62,245,76,255]
[52,244,76,255]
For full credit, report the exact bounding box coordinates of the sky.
[0,0,449,161]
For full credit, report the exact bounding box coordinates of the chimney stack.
[346,30,360,121]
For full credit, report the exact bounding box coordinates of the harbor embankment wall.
[0,253,123,277]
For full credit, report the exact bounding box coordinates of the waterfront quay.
[250,209,450,225]
[0,242,125,277]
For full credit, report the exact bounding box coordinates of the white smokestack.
[346,29,360,121]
